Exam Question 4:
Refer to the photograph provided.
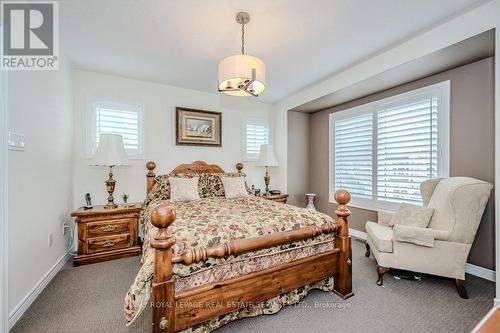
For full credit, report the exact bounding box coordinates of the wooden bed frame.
[145,161,353,332]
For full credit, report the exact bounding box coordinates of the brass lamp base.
[104,166,118,209]
[264,166,271,196]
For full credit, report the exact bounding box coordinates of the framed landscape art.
[176,107,222,146]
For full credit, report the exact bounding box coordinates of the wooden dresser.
[71,204,142,266]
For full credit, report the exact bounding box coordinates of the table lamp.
[91,134,130,209]
[256,144,279,196]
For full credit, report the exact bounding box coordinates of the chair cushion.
[390,203,434,228]
[366,222,393,253]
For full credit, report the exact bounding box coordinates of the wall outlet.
[48,232,53,247]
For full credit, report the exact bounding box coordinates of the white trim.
[349,228,367,240]
[349,228,495,282]
[8,251,70,328]
[465,263,496,282]
[472,305,499,332]
[494,298,500,307]
[0,46,8,333]
[329,81,451,211]
[85,96,145,160]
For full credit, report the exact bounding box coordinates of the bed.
[124,161,353,333]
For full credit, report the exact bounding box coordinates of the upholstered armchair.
[365,177,493,298]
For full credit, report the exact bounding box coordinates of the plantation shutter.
[95,105,141,155]
[376,97,438,204]
[245,122,269,160]
[334,113,373,199]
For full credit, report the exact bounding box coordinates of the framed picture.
[176,107,222,146]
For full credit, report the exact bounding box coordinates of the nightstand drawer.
[87,234,130,254]
[87,219,130,238]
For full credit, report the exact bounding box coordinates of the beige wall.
[309,57,495,269]
[287,111,311,207]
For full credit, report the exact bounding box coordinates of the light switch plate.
[8,132,25,151]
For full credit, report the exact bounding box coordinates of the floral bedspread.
[124,195,336,324]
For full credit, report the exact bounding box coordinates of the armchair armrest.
[393,225,450,247]
[377,211,394,227]
[393,225,435,247]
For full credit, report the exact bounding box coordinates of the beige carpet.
[12,239,495,333]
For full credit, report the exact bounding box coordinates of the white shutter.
[87,99,143,159]
[244,121,269,161]
[334,114,373,199]
[376,97,438,204]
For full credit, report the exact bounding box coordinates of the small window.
[242,119,270,161]
[330,81,450,211]
[86,98,144,159]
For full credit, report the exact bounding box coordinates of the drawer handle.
[100,240,116,248]
[100,225,118,232]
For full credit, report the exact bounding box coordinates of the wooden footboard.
[146,161,353,332]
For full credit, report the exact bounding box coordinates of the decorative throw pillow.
[221,176,249,199]
[199,173,226,198]
[169,176,200,202]
[390,203,435,228]
[224,172,251,194]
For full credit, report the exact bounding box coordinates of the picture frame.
[176,107,222,146]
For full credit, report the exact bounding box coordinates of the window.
[329,81,450,211]
[86,98,144,159]
[242,118,270,161]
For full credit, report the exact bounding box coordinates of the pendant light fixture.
[218,12,265,97]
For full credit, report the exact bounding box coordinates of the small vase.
[305,193,316,211]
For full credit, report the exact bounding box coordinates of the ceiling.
[292,29,496,112]
[60,0,490,103]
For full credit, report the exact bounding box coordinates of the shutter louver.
[245,123,269,160]
[95,106,140,154]
[376,98,438,204]
[334,114,373,199]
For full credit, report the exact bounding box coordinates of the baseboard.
[348,228,496,282]
[349,228,367,240]
[494,298,500,307]
[8,250,70,328]
[465,263,496,282]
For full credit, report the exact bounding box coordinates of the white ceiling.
[60,0,490,102]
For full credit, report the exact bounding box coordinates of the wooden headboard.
[146,160,244,194]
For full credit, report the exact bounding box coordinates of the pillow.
[224,172,251,194]
[390,203,434,228]
[169,176,200,202]
[199,173,225,198]
[221,176,249,199]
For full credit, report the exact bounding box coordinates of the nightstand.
[261,194,289,204]
[71,203,142,266]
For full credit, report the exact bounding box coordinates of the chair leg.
[376,266,390,286]
[365,243,370,257]
[455,279,469,299]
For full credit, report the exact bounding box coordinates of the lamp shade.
[256,144,279,167]
[91,134,130,167]
[218,54,265,96]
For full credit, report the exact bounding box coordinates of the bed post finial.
[151,203,176,333]
[146,161,157,194]
[334,190,351,237]
[236,162,244,173]
[333,189,353,299]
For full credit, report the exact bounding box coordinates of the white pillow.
[169,177,200,202]
[221,176,248,199]
[390,203,434,228]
